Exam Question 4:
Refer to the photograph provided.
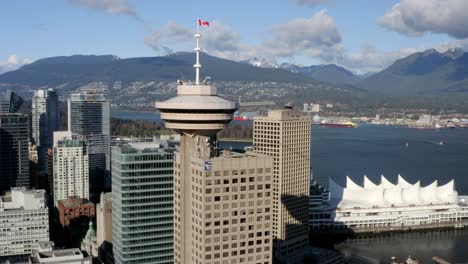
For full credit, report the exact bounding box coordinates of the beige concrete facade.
[173,134,274,264]
[253,110,311,257]
[96,192,112,247]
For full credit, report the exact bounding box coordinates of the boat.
[320,121,357,128]
[233,112,250,121]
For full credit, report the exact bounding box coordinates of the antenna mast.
[194,21,201,85]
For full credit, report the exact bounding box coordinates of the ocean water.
[113,111,468,262]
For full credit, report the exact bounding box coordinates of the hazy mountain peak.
[442,47,464,59]
[240,57,279,68]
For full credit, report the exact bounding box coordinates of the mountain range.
[0,48,467,111]
[241,58,362,85]
[358,48,468,96]
[0,52,312,93]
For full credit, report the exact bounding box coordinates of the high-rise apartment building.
[0,188,49,257]
[111,142,174,264]
[156,30,274,264]
[32,89,60,175]
[0,113,30,192]
[68,93,110,198]
[53,136,89,206]
[253,109,311,257]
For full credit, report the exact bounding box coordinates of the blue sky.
[1,0,467,73]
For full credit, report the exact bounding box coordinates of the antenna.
[194,20,202,85]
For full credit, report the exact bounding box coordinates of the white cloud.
[378,0,468,38]
[433,39,468,52]
[144,20,255,60]
[144,21,193,54]
[261,10,342,60]
[142,9,467,74]
[68,0,137,16]
[0,55,33,74]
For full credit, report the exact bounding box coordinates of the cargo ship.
[320,121,357,128]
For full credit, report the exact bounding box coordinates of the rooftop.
[30,248,89,264]
[58,196,93,208]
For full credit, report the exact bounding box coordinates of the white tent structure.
[329,175,458,209]
[309,175,468,232]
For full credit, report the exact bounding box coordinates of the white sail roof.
[329,176,458,209]
[346,176,362,190]
[363,175,378,189]
[380,175,395,188]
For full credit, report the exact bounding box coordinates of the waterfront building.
[0,113,30,191]
[253,108,311,257]
[57,196,95,226]
[156,30,274,264]
[111,142,174,264]
[68,93,110,198]
[29,248,92,264]
[311,104,320,113]
[0,188,49,258]
[309,175,468,232]
[53,135,89,205]
[32,88,60,175]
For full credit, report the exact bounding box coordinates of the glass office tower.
[111,142,174,264]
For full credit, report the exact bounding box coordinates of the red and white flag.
[198,19,209,27]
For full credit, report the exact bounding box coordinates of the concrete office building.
[0,113,30,191]
[96,192,113,263]
[32,88,60,174]
[0,188,49,257]
[254,108,311,257]
[111,142,174,264]
[68,93,110,198]
[156,31,274,264]
[53,134,89,206]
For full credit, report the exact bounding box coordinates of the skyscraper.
[156,29,274,264]
[253,108,311,257]
[0,113,30,192]
[32,89,60,174]
[53,134,89,206]
[68,93,110,199]
[0,90,23,113]
[111,142,174,264]
[32,88,60,148]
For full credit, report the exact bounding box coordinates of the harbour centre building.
[156,30,274,264]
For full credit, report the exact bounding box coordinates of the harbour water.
[112,111,468,262]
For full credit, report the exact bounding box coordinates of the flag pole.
[194,19,201,85]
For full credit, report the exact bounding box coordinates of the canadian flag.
[198,19,209,27]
